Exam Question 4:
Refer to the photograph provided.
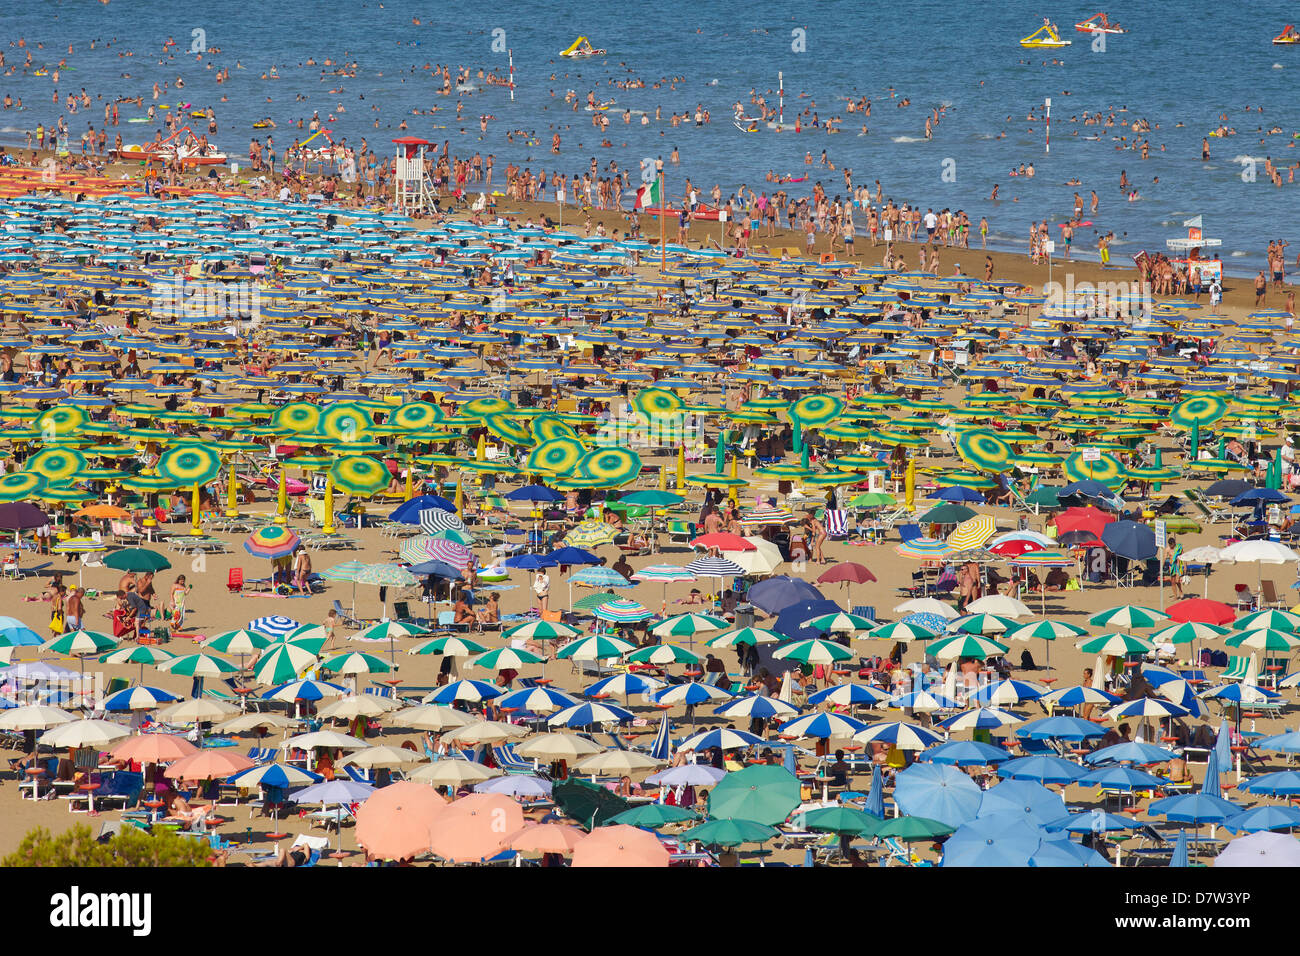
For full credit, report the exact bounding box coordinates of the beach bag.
[49,609,63,633]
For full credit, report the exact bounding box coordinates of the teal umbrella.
[715,430,727,474]
[804,805,884,836]
[606,803,700,827]
[707,765,801,825]
[680,818,779,847]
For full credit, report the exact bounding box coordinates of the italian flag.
[634,178,661,210]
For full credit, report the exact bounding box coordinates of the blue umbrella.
[978,779,1066,826]
[864,764,884,818]
[476,775,553,798]
[263,679,347,703]
[546,546,600,566]
[1044,811,1137,834]
[894,762,982,828]
[1028,838,1111,867]
[495,685,578,712]
[1147,792,1242,824]
[997,755,1085,785]
[425,678,506,705]
[677,728,766,751]
[923,740,1011,766]
[228,763,323,789]
[1230,488,1289,506]
[291,779,375,805]
[102,685,181,711]
[1240,770,1300,796]
[586,673,661,697]
[777,712,868,739]
[969,679,1046,705]
[1078,765,1168,791]
[1223,804,1300,833]
[1101,520,1158,561]
[650,713,673,762]
[746,576,824,615]
[1084,741,1177,765]
[941,812,1045,867]
[1257,730,1300,753]
[1201,749,1222,798]
[774,599,844,643]
[503,485,565,503]
[927,486,986,503]
[1215,718,1232,766]
[1059,478,1122,501]
[897,612,953,634]
[549,701,635,727]
[504,553,558,570]
[806,683,890,708]
[388,494,456,523]
[406,560,463,580]
[1018,715,1109,741]
[713,695,799,720]
[1169,827,1189,867]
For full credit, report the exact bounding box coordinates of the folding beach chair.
[1221,655,1250,682]
[823,509,849,539]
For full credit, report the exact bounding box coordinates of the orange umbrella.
[355,781,447,862]
[75,504,131,520]
[163,750,256,782]
[572,824,670,867]
[507,822,586,854]
[111,734,198,764]
[428,793,524,863]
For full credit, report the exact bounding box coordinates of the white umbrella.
[317,695,399,720]
[156,698,239,724]
[964,594,1033,618]
[893,598,960,619]
[39,718,130,748]
[339,745,426,768]
[0,704,74,731]
[442,720,529,746]
[1218,540,1300,593]
[410,760,503,787]
[385,704,470,731]
[215,712,298,733]
[574,751,662,774]
[1180,545,1224,596]
[282,730,370,751]
[515,732,602,761]
[730,536,783,575]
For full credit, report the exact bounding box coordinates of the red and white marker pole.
[508,48,515,101]
[1045,96,1051,154]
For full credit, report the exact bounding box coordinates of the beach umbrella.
[996,755,1085,785]
[204,628,273,655]
[625,643,702,667]
[505,822,587,855]
[354,781,448,862]
[228,762,323,792]
[320,651,394,676]
[1039,685,1121,708]
[563,521,618,549]
[801,611,876,635]
[854,721,944,751]
[515,733,602,762]
[164,750,256,782]
[923,740,1012,766]
[941,813,1051,866]
[806,683,891,708]
[555,634,637,661]
[1167,598,1235,626]
[592,599,653,624]
[243,524,300,560]
[548,701,634,728]
[110,733,198,764]
[1077,765,1169,791]
[978,779,1066,826]
[43,629,118,658]
[1016,715,1109,741]
[425,678,506,705]
[102,685,180,711]
[102,548,171,572]
[252,643,319,686]
[1216,831,1300,867]
[1076,633,1155,656]
[317,694,399,720]
[572,824,669,867]
[585,672,663,699]
[0,473,48,503]
[1147,792,1242,825]
[894,762,982,828]
[681,818,781,847]
[955,429,1014,473]
[868,620,941,642]
[157,652,240,678]
[0,705,72,732]
[968,678,1046,706]
[329,455,389,495]
[39,718,131,748]
[428,792,525,862]
[947,514,998,551]
[928,634,1009,660]
[947,613,1018,635]
[653,682,731,709]
[935,707,1023,731]
[607,803,699,828]
[713,694,800,720]
[1084,741,1177,765]
[384,704,470,732]
[1222,805,1300,833]
[678,727,766,752]
[707,626,783,649]
[410,761,502,787]
[876,815,955,842]
[574,750,662,775]
[777,712,867,740]
[707,765,801,825]
[746,576,823,615]
[772,638,854,666]
[25,448,88,483]
[157,444,221,487]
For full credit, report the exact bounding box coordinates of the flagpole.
[659,171,666,274]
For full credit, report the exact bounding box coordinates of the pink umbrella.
[355,781,448,862]
[425,539,473,570]
[507,822,586,855]
[428,792,524,863]
[163,750,256,782]
[110,734,198,764]
[573,824,670,867]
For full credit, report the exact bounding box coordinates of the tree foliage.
[4,823,214,867]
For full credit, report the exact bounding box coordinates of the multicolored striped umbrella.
[527,438,587,476]
[570,566,633,587]
[248,615,301,637]
[631,565,697,584]
[417,509,469,536]
[593,599,654,623]
[244,525,301,560]
[739,507,797,527]
[895,538,953,560]
[355,563,418,587]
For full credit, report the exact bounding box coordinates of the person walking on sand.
[532,568,551,615]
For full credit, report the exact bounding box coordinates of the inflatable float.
[1274,25,1300,44]
[478,565,509,583]
[641,204,723,221]
[1021,24,1072,47]
[1075,12,1126,33]
[560,36,606,57]
[734,116,761,132]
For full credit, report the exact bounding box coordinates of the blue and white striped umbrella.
[263,679,348,703]
[777,711,868,739]
[228,763,323,789]
[968,679,1047,706]
[678,727,766,752]
[1104,697,1190,720]
[585,673,664,698]
[424,679,506,705]
[935,707,1025,731]
[101,685,180,711]
[806,683,891,708]
[853,720,944,750]
[1038,684,1121,708]
[653,682,733,706]
[649,713,673,762]
[712,695,800,720]
[494,686,578,714]
[889,690,962,712]
[248,615,301,638]
[547,701,635,728]
[684,556,746,577]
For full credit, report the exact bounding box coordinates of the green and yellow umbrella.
[632,386,684,418]
[462,397,515,418]
[936,470,998,490]
[120,474,176,492]
[527,438,586,476]
[38,484,95,504]
[320,402,373,442]
[576,447,643,488]
[271,401,322,434]
[157,444,222,487]
[1063,449,1127,487]
[564,520,619,549]
[685,474,750,489]
[804,471,865,487]
[481,414,534,447]
[789,394,844,429]
[25,447,88,483]
[390,401,445,430]
[955,429,1014,474]
[34,406,89,437]
[329,455,390,495]
[530,414,580,443]
[0,472,48,502]
[1170,395,1228,430]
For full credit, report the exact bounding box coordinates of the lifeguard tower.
[1166,215,1223,287]
[392,136,436,217]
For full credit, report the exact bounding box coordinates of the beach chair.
[895,522,922,544]
[1260,579,1285,609]
[246,747,277,765]
[227,568,243,593]
[1221,655,1250,682]
[824,509,849,539]
[850,605,877,623]
[491,744,537,773]
[1184,489,1230,523]
[332,600,364,629]
[343,765,374,785]
[437,609,469,633]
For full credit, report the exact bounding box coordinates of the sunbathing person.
[168,795,213,831]
[256,842,312,867]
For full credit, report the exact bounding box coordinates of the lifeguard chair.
[392,136,436,216]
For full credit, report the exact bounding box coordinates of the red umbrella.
[988,539,1046,558]
[1053,506,1116,539]
[690,532,756,552]
[1167,598,1236,626]
[817,562,877,585]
